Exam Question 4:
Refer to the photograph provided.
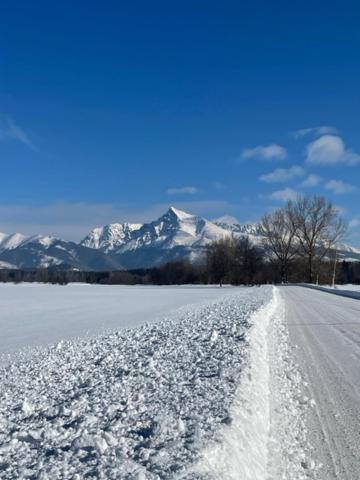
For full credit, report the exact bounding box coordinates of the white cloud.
[269,187,298,202]
[325,179,357,194]
[301,174,323,187]
[242,144,287,161]
[306,135,360,166]
[0,116,35,150]
[294,126,338,139]
[166,186,198,195]
[260,165,305,183]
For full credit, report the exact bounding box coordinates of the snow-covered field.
[0,284,238,358]
[0,285,282,479]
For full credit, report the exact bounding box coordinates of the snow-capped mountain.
[81,223,143,252]
[0,233,123,271]
[212,215,261,237]
[336,243,360,262]
[0,206,359,270]
[0,232,29,252]
[80,207,233,268]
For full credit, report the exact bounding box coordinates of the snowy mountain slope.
[0,235,123,271]
[212,215,260,236]
[81,207,236,268]
[336,243,360,262]
[81,222,142,252]
[82,207,229,254]
[0,260,18,270]
[0,232,29,252]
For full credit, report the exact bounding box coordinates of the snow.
[2,283,357,478]
[197,287,315,480]
[0,286,273,479]
[0,283,239,358]
[212,215,240,226]
[168,206,194,220]
[0,261,18,269]
[0,232,28,251]
[281,286,360,479]
[34,235,57,248]
[334,283,360,291]
[82,223,143,252]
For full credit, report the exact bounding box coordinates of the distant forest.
[0,255,359,286]
[0,195,359,286]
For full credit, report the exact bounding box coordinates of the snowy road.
[280,286,360,480]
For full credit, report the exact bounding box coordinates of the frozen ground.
[281,286,360,479]
[0,283,237,358]
[0,286,279,479]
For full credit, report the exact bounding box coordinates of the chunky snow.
[0,286,274,479]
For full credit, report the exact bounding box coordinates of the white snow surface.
[334,283,360,291]
[196,288,315,480]
[0,286,275,479]
[281,286,360,479]
[0,284,239,358]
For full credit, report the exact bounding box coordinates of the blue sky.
[0,0,359,244]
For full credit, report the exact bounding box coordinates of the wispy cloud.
[166,186,198,195]
[325,179,357,194]
[211,181,227,191]
[260,165,305,183]
[242,144,287,161]
[293,125,338,139]
[0,115,36,150]
[301,174,323,187]
[306,135,360,166]
[269,187,298,202]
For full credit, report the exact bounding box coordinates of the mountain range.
[0,207,359,271]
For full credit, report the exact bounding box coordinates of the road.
[280,286,360,480]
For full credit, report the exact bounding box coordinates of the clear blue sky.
[0,0,359,244]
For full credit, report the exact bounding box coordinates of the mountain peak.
[167,206,193,220]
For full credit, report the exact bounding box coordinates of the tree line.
[0,195,358,286]
[206,195,350,285]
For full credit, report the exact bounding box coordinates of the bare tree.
[288,195,347,283]
[259,205,297,283]
[206,237,234,286]
[230,236,263,285]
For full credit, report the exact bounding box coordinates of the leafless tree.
[206,237,234,285]
[288,195,347,283]
[259,204,297,282]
